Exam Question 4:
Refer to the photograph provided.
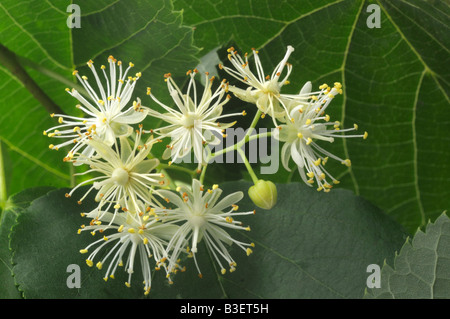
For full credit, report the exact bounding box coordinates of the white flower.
[220,45,305,126]
[145,70,243,171]
[45,56,148,161]
[66,128,166,217]
[156,179,255,277]
[78,201,179,295]
[273,82,368,192]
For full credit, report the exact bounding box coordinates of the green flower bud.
[248,180,277,210]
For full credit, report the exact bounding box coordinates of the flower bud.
[248,180,277,210]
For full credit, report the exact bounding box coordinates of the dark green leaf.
[10,182,406,298]
[0,186,54,298]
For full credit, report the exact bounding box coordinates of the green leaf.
[0,186,54,298]
[10,182,406,298]
[0,0,75,195]
[173,0,450,233]
[365,212,450,299]
[0,0,200,195]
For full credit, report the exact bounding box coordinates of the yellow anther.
[305,119,311,125]
[212,184,219,190]
[306,137,313,145]
[354,123,358,130]
[307,179,315,184]
[314,158,321,166]
[319,83,328,90]
[96,262,102,270]
[86,259,93,267]
[129,62,134,67]
[246,248,253,256]
[319,173,326,180]
[114,203,121,209]
[79,249,88,254]
[363,131,368,140]
[82,75,88,80]
[103,236,108,241]
[307,172,315,178]
[245,226,251,231]
[221,269,226,275]
[48,144,54,149]
[125,282,131,288]
[297,132,303,139]
[342,159,352,167]
[333,180,340,184]
[143,238,149,245]
[118,225,124,233]
[128,228,135,234]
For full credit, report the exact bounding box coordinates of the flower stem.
[157,163,196,178]
[199,164,208,185]
[237,147,259,184]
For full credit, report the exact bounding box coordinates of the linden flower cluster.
[44,45,367,295]
[221,46,368,192]
[45,56,254,295]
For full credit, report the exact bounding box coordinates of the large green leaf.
[365,212,450,299]
[0,0,199,197]
[0,186,54,298]
[9,181,406,298]
[173,0,450,233]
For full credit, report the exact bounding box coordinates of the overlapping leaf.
[365,212,450,299]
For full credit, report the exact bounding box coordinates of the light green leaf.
[0,0,200,196]
[365,212,450,299]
